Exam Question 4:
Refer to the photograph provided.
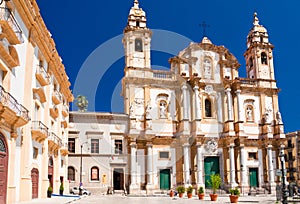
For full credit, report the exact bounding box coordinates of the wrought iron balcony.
[33,87,46,103]
[60,142,69,156]
[49,105,59,118]
[0,85,30,127]
[48,132,62,152]
[31,121,48,142]
[61,104,69,117]
[52,90,62,105]
[0,7,23,44]
[36,65,50,86]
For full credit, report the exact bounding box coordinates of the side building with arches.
[68,112,129,195]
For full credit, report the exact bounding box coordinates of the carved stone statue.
[159,101,167,118]
[145,102,152,119]
[246,106,253,121]
[276,111,282,124]
[75,95,88,112]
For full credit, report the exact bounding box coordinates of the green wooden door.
[160,169,170,190]
[249,168,258,187]
[204,157,220,187]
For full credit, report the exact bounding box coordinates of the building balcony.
[35,65,50,86]
[52,90,62,105]
[49,105,59,118]
[61,118,67,128]
[0,7,23,45]
[61,104,69,117]
[0,42,19,68]
[0,85,30,127]
[60,143,69,156]
[31,121,48,142]
[48,132,62,152]
[33,87,46,103]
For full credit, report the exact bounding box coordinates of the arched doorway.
[31,168,39,199]
[0,134,8,204]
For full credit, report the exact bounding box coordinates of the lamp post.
[279,152,288,204]
[79,142,88,195]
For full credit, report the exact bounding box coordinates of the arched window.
[135,38,143,52]
[68,166,75,181]
[205,99,212,117]
[248,57,253,68]
[245,105,254,122]
[49,157,53,167]
[91,166,99,181]
[261,52,268,65]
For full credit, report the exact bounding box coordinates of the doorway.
[204,157,220,187]
[31,168,39,199]
[159,169,171,190]
[0,135,8,204]
[249,168,258,187]
[113,168,124,190]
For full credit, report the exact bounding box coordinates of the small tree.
[209,174,222,194]
[75,95,88,112]
[176,186,185,194]
[186,186,193,194]
[198,186,204,194]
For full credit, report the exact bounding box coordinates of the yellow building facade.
[0,0,73,203]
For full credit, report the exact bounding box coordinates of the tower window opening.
[135,38,143,52]
[205,99,212,117]
[261,52,268,65]
[136,21,140,27]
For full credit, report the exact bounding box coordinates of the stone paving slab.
[13,194,81,204]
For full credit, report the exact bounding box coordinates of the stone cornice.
[69,112,129,122]
[13,0,73,102]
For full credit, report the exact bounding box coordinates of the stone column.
[193,86,201,120]
[235,90,242,121]
[229,144,237,187]
[182,84,189,120]
[240,145,248,190]
[130,142,138,188]
[267,145,275,184]
[146,143,153,188]
[196,143,204,186]
[226,88,233,121]
[183,143,190,185]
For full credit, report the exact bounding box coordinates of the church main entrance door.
[160,169,170,190]
[249,168,258,187]
[204,157,219,187]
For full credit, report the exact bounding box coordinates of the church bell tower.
[123,0,152,69]
[244,13,275,80]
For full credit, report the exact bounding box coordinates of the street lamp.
[279,151,288,204]
[79,141,88,195]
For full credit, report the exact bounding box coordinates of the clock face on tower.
[261,67,269,78]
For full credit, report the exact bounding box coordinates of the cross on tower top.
[199,21,210,37]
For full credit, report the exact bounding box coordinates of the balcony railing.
[61,104,69,117]
[153,70,173,79]
[0,7,23,44]
[31,121,48,142]
[52,90,62,105]
[48,132,62,147]
[0,85,30,124]
[235,77,257,86]
[36,65,50,86]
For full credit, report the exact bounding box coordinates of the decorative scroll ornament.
[204,85,214,95]
[205,139,218,153]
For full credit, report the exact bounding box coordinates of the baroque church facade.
[122,0,286,194]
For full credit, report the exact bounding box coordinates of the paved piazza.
[70,195,278,204]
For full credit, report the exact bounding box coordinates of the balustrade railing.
[0,7,23,43]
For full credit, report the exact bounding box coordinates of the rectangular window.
[61,159,64,168]
[159,151,170,159]
[248,152,257,160]
[33,147,38,159]
[91,139,99,153]
[68,138,75,153]
[115,140,123,154]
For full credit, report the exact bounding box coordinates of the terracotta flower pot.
[198,193,204,200]
[169,190,174,197]
[187,193,192,198]
[179,193,184,198]
[210,194,218,201]
[229,195,239,203]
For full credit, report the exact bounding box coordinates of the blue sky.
[37,0,300,133]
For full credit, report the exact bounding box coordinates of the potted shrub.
[229,187,240,203]
[208,174,222,201]
[176,186,185,198]
[47,186,53,198]
[59,182,64,195]
[186,186,193,198]
[198,186,205,200]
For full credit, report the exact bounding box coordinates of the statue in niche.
[129,104,134,117]
[276,111,282,124]
[159,101,167,118]
[145,102,152,119]
[203,58,212,79]
[246,106,254,121]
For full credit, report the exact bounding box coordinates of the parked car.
[70,186,91,195]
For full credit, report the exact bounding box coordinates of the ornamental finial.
[134,0,139,9]
[253,12,259,26]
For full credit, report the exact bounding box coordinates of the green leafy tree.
[75,95,88,112]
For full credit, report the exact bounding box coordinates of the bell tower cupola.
[244,12,275,80]
[123,0,152,69]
